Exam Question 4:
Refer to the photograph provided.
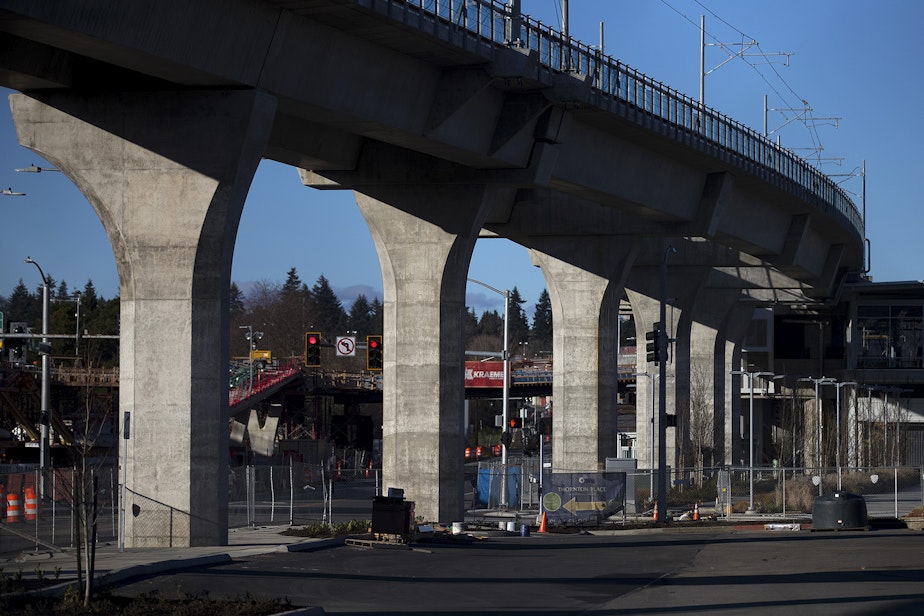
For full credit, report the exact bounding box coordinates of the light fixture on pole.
[731,368,774,512]
[467,278,510,508]
[833,381,856,490]
[25,256,52,498]
[74,291,81,356]
[800,376,835,495]
[239,325,262,396]
[15,164,60,173]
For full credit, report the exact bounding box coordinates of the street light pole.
[74,291,81,357]
[25,256,51,498]
[467,278,511,507]
[732,369,773,512]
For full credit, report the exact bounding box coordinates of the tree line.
[0,277,119,366]
[0,266,554,368]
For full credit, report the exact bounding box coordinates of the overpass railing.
[358,0,863,238]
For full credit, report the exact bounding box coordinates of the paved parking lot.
[108,526,924,614]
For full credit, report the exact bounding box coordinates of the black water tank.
[812,491,868,530]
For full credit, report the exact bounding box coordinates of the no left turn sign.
[336,336,356,357]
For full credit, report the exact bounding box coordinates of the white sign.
[336,336,356,357]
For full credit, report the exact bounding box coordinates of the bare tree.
[687,364,712,488]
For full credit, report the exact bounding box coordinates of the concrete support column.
[626,291,673,477]
[529,242,636,472]
[719,302,758,466]
[354,185,506,523]
[685,289,751,472]
[11,90,275,547]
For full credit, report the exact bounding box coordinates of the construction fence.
[474,459,924,520]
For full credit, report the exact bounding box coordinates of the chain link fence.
[4,462,922,556]
[1,465,119,558]
[227,462,379,529]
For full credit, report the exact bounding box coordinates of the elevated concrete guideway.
[0,0,864,545]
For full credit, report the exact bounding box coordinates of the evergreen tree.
[281,267,303,299]
[478,310,503,338]
[229,282,246,319]
[463,306,480,340]
[311,275,346,336]
[370,297,384,334]
[81,281,99,313]
[507,287,530,353]
[346,294,374,337]
[6,279,35,323]
[530,289,553,355]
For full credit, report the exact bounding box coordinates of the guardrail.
[359,0,863,238]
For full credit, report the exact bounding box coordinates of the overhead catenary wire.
[656,0,836,165]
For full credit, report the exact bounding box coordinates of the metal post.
[467,278,511,508]
[501,289,510,507]
[120,411,130,552]
[699,15,705,106]
[25,257,51,499]
[733,370,773,512]
[657,245,675,522]
[74,291,81,357]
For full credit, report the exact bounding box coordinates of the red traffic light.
[366,335,383,370]
[307,334,319,346]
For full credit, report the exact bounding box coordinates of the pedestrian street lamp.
[731,369,774,512]
[799,376,835,495]
[833,381,856,490]
[467,278,511,508]
[25,256,52,498]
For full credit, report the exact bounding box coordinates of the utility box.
[372,495,415,538]
[812,491,868,531]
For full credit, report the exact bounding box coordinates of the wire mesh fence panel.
[228,463,378,529]
[1,466,119,558]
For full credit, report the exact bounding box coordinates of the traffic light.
[366,335,382,371]
[305,332,322,367]
[8,322,27,362]
[508,417,521,429]
[645,321,661,365]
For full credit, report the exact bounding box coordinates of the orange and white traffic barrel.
[24,487,39,521]
[5,492,22,523]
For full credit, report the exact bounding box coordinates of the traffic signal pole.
[657,245,675,523]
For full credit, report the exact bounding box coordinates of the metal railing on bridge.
[358,0,862,237]
[228,361,302,408]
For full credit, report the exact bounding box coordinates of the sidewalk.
[5,524,337,605]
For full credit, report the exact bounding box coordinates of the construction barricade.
[5,492,22,523]
[24,486,39,521]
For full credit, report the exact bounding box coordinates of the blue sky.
[2,1,922,318]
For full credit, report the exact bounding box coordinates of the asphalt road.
[111,527,924,615]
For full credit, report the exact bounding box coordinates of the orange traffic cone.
[652,502,658,521]
[538,511,548,533]
[693,502,700,521]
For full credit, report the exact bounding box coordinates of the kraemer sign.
[465,361,505,388]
